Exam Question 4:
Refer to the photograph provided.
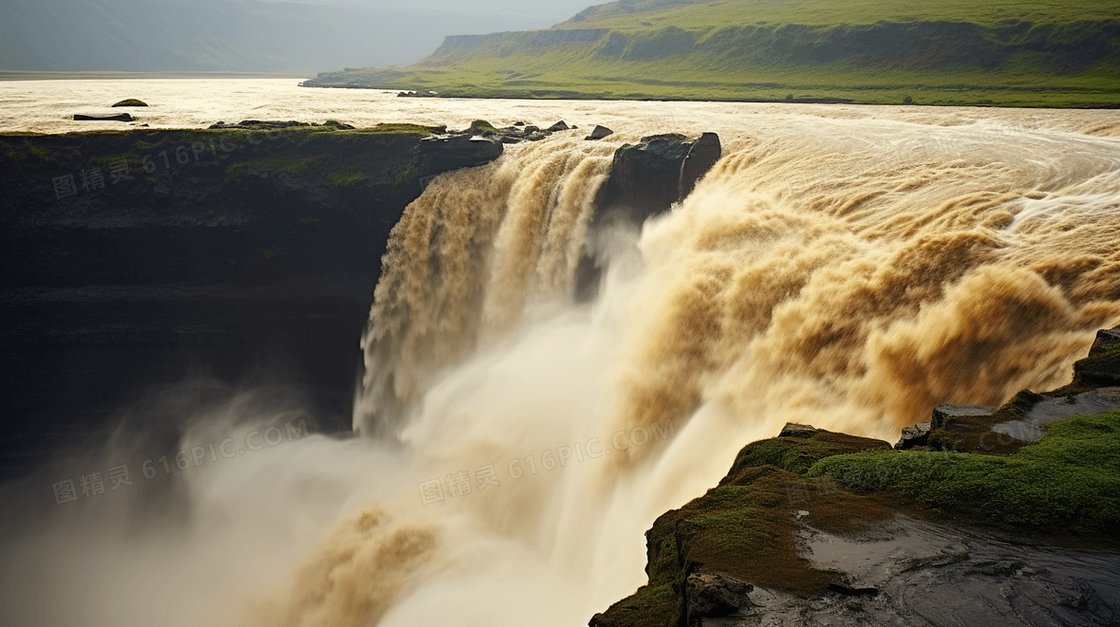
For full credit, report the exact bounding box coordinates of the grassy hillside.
[562,0,1119,30]
[303,0,1120,106]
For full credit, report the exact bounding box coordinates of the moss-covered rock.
[808,410,1120,534]
[591,431,893,627]
[111,98,148,107]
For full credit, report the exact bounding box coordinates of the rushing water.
[1,79,1119,626]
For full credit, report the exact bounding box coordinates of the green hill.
[303,0,1120,107]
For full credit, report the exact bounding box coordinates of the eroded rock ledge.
[590,326,1120,627]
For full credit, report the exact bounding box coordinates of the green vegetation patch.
[327,165,367,187]
[563,0,1120,31]
[807,410,1120,533]
[112,98,148,107]
[723,431,892,479]
[225,155,321,183]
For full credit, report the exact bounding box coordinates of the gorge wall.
[0,126,717,472]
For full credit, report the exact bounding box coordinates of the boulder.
[895,422,932,449]
[930,404,994,431]
[585,124,614,140]
[575,132,722,300]
[686,572,753,621]
[548,120,570,132]
[1087,326,1120,357]
[1074,326,1120,386]
[779,422,819,438]
[592,133,718,228]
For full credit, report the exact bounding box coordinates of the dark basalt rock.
[585,124,614,140]
[0,128,500,474]
[930,403,995,430]
[895,422,932,449]
[74,113,133,121]
[547,120,570,132]
[779,422,819,438]
[575,132,722,300]
[686,571,754,622]
[207,120,355,130]
[592,132,723,229]
[1074,326,1120,386]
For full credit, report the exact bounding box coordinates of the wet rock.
[1087,326,1120,357]
[895,422,932,449]
[74,113,133,121]
[930,404,994,430]
[592,133,721,228]
[686,572,754,621]
[779,422,819,438]
[991,387,1120,441]
[548,120,570,132]
[1074,325,1120,385]
[679,132,721,199]
[585,124,614,140]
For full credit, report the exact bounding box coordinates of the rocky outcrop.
[778,422,818,438]
[589,430,893,627]
[894,422,931,449]
[592,132,721,228]
[593,359,1120,627]
[685,572,753,625]
[894,326,1120,453]
[1074,326,1120,386]
[576,132,722,300]
[930,403,995,430]
[585,125,614,140]
[208,119,356,130]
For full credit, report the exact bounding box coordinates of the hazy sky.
[261,0,595,23]
[0,0,607,72]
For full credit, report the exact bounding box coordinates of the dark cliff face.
[0,128,722,475]
[0,127,501,472]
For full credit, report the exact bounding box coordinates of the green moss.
[394,168,414,187]
[327,166,367,187]
[298,216,321,225]
[112,98,148,107]
[225,155,320,183]
[723,431,891,479]
[27,144,49,161]
[469,120,498,134]
[806,410,1120,533]
[592,583,679,627]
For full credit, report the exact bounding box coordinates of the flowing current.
[3,97,1120,627]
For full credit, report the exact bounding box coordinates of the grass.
[807,410,1120,533]
[305,0,1120,107]
[561,0,1120,31]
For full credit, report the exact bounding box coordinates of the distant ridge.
[303,0,1120,107]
